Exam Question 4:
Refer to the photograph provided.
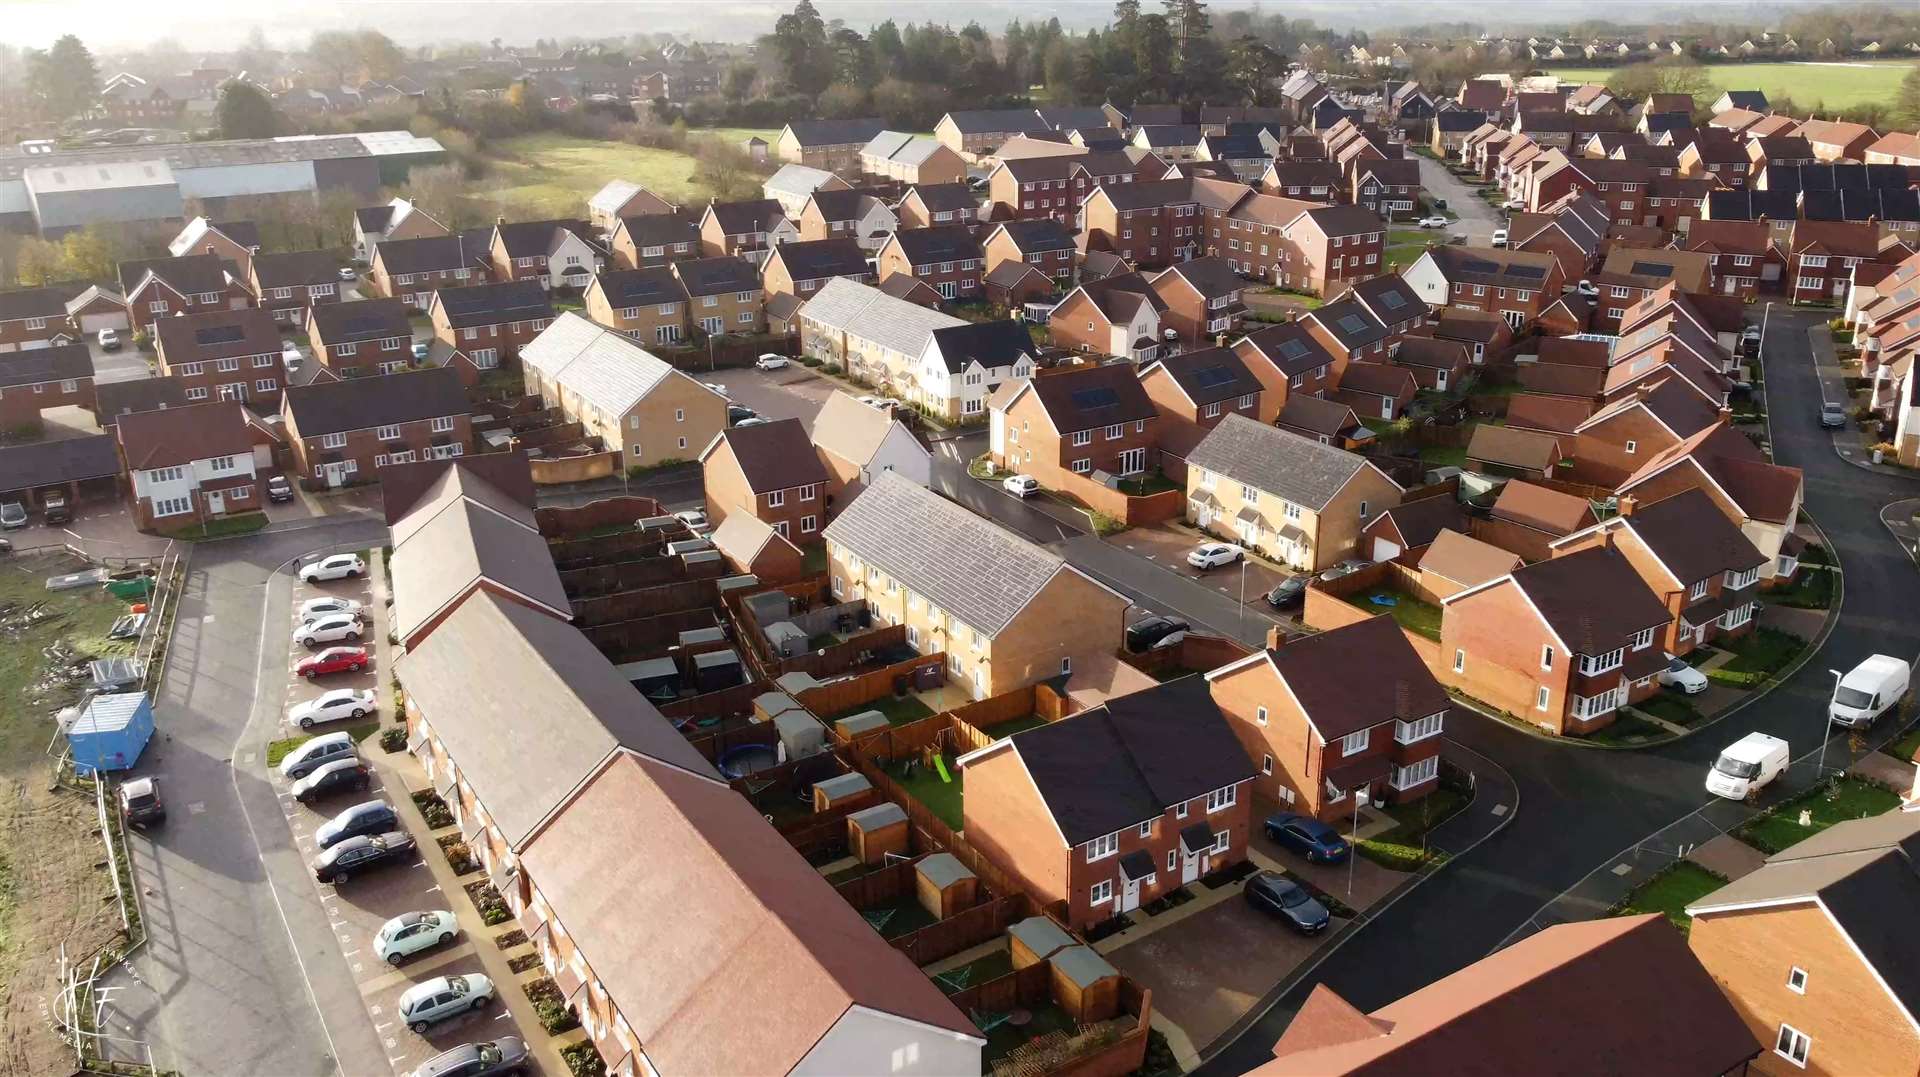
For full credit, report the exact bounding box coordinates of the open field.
[1543,60,1914,110]
[483,126,780,217]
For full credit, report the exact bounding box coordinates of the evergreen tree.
[216,80,281,139]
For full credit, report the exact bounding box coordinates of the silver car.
[399,974,496,1034]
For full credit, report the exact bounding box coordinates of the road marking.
[1610,863,1633,876]
[1491,803,1510,816]
[424,884,441,893]
[188,801,206,814]
[494,1011,511,1021]
[203,615,216,623]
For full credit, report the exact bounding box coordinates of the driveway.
[1415,156,1501,245]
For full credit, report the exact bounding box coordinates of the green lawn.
[1584,709,1670,746]
[1385,228,1434,269]
[1709,628,1807,688]
[1769,567,1835,610]
[1418,444,1467,469]
[1347,586,1443,640]
[1613,861,1728,934]
[1543,61,1915,111]
[831,694,935,728]
[932,948,1012,994]
[265,721,380,768]
[1635,693,1705,728]
[692,126,783,146]
[1356,788,1467,871]
[886,755,964,831]
[1883,723,1920,764]
[1737,777,1903,854]
[485,132,721,215]
[164,511,268,541]
[1117,471,1181,496]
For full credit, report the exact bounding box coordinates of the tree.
[816,82,870,119]
[30,35,97,121]
[58,229,113,281]
[354,30,406,81]
[1894,65,1920,131]
[769,0,833,99]
[13,238,62,286]
[1605,58,1714,108]
[216,80,280,139]
[723,62,757,102]
[308,31,361,87]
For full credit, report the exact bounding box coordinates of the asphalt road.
[1415,155,1502,245]
[1199,306,1920,1073]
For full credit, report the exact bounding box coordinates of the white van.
[1706,732,1789,800]
[1829,655,1910,728]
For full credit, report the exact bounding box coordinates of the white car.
[399,973,495,1034]
[1658,655,1709,695]
[1575,279,1598,297]
[1417,215,1449,228]
[703,382,729,399]
[374,910,459,966]
[1502,199,1525,210]
[290,688,377,729]
[1002,474,1039,498]
[1490,229,1509,248]
[299,596,366,623]
[673,509,710,532]
[294,614,363,647]
[754,353,790,370]
[1187,542,1244,570]
[857,395,898,411]
[300,554,365,583]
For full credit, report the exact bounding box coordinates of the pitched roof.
[1372,495,1465,549]
[1275,395,1361,439]
[671,256,760,298]
[114,400,250,469]
[432,279,554,329]
[1237,322,1337,376]
[887,224,983,266]
[1254,616,1448,740]
[763,164,842,199]
[307,297,411,344]
[1305,298,1389,351]
[0,433,120,488]
[250,249,341,289]
[0,342,91,390]
[1467,425,1563,471]
[118,253,232,298]
[707,198,786,236]
[709,418,828,494]
[94,375,189,424]
[1390,336,1467,372]
[617,209,704,250]
[0,286,69,322]
[821,471,1078,639]
[925,320,1034,374]
[380,454,535,527]
[990,219,1075,256]
[1418,529,1523,588]
[1576,378,1719,440]
[809,391,914,469]
[799,277,965,357]
[390,494,569,644]
[592,267,682,309]
[1152,255,1243,299]
[903,182,978,214]
[943,108,1048,135]
[519,312,694,418]
[782,118,886,146]
[1349,274,1430,326]
[1621,423,1801,524]
[1423,245,1558,290]
[995,675,1254,844]
[1187,413,1389,511]
[1607,487,1768,581]
[494,218,589,258]
[1504,393,1595,437]
[1493,545,1671,652]
[768,237,868,282]
[1022,362,1157,432]
[1491,480,1596,534]
[153,306,282,363]
[285,366,468,437]
[1144,347,1261,407]
[370,232,492,275]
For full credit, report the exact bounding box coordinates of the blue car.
[1264,812,1350,863]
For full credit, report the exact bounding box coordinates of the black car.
[1126,615,1190,653]
[315,799,399,850]
[313,830,418,884]
[118,777,164,827]
[266,475,295,503]
[1264,811,1352,863]
[291,759,373,803]
[1264,577,1307,608]
[1245,871,1332,934]
[411,1037,531,1077]
[727,404,757,425]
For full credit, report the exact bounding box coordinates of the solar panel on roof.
[1071,387,1119,411]
[1460,257,1500,273]
[1190,365,1238,389]
[1629,262,1674,278]
[1379,292,1406,310]
[193,325,245,345]
[1508,265,1547,280]
[1277,338,1309,360]
[343,317,387,334]
[1336,314,1370,334]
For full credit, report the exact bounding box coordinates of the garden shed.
[773,709,827,761]
[834,709,889,738]
[753,691,806,724]
[615,656,681,703]
[1050,944,1122,1024]
[847,801,909,864]
[691,649,744,692]
[914,852,979,919]
[1009,916,1076,968]
[65,692,155,776]
[812,771,875,813]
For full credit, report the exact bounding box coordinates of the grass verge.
[164,511,269,541]
[1707,627,1805,688]
[1355,787,1467,871]
[1882,723,1920,764]
[1610,861,1727,934]
[1735,776,1902,854]
[264,720,380,767]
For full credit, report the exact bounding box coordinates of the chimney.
[1717,404,1733,428]
[1616,494,1636,518]
[1265,624,1288,651]
[496,215,507,227]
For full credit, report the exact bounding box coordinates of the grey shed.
[915,852,975,891]
[1051,945,1120,989]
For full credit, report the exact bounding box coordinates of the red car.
[298,646,369,679]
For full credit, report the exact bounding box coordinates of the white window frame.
[1085,832,1119,862]
[1340,729,1369,756]
[1774,1024,1810,1068]
[1089,879,1113,904]
[1205,784,1237,813]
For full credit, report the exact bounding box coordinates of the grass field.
[484,126,779,217]
[1544,60,1915,110]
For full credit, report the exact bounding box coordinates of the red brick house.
[894,183,982,230]
[283,367,473,489]
[983,220,1076,288]
[1149,257,1246,343]
[697,418,832,545]
[427,281,555,364]
[1589,248,1713,331]
[247,250,343,327]
[306,299,414,378]
[1046,272,1167,362]
[1788,220,1893,304]
[0,344,93,428]
[1138,346,1263,478]
[1570,377,1724,486]
[367,229,493,310]
[874,225,985,303]
[990,362,1159,487]
[1080,179,1204,270]
[1683,219,1787,298]
[153,307,285,409]
[1301,297,1393,369]
[1351,158,1422,220]
[114,401,262,530]
[1391,335,1470,392]
[167,217,260,274]
[1232,322,1340,421]
[1402,246,1565,331]
[959,676,1255,931]
[0,287,79,351]
[118,254,251,335]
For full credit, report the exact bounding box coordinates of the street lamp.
[1817,668,1843,777]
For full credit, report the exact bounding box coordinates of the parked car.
[315,799,398,850]
[1829,654,1910,728]
[673,509,710,533]
[1820,401,1848,428]
[732,416,769,427]
[727,404,757,425]
[1318,559,1372,582]
[118,777,164,827]
[1126,615,1190,653]
[1265,576,1308,608]
[1244,871,1332,934]
[375,910,460,966]
[313,829,417,884]
[702,382,729,399]
[1740,325,1762,358]
[292,757,372,803]
[857,395,898,411]
[337,266,359,283]
[1657,656,1708,694]
[42,491,70,525]
[97,327,121,351]
[755,353,790,370]
[282,343,304,371]
[1263,812,1351,863]
[1706,732,1788,800]
[1002,474,1039,498]
[1490,228,1509,248]
[1501,199,1524,211]
[299,596,365,623]
[1417,215,1449,228]
[297,646,369,679]
[266,475,295,503]
[279,731,358,779]
[398,974,496,1034]
[1186,542,1244,570]
[409,1038,530,1077]
[295,614,363,648]
[299,553,365,583]
[0,536,11,555]
[411,340,431,362]
[0,502,26,530]
[1574,279,1598,298]
[290,688,376,729]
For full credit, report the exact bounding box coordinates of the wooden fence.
[569,579,720,628]
[547,529,673,570]
[662,680,767,724]
[833,857,919,908]
[536,496,666,538]
[793,653,947,717]
[948,963,1054,1020]
[892,893,1027,967]
[560,554,714,598]
[516,421,591,451]
[775,624,910,680]
[678,715,779,764]
[582,608,720,663]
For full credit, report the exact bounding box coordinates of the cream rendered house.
[518,313,726,469]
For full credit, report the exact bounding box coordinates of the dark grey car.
[409,1037,529,1077]
[1245,870,1332,934]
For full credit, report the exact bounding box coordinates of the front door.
[1119,874,1141,913]
[1181,849,1201,884]
[1380,396,1394,419]
[205,489,224,516]
[324,462,348,489]
[1435,368,1448,391]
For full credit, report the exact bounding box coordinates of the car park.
[1002,474,1039,498]
[398,974,496,1034]
[755,353,790,370]
[1417,215,1448,228]
[118,777,164,827]
[292,757,372,803]
[1820,401,1848,428]
[1126,615,1190,653]
[289,688,376,729]
[313,829,418,884]
[673,509,710,533]
[409,1038,530,1077]
[297,646,369,679]
[299,554,366,583]
[278,730,358,779]
[315,799,398,850]
[1244,871,1332,934]
[1265,577,1308,608]
[1263,812,1351,863]
[1186,542,1243,570]
[97,327,121,351]
[1318,559,1372,582]
[0,502,25,530]
[1657,656,1708,694]
[298,596,366,624]
[295,614,363,647]
[374,910,460,966]
[266,474,295,503]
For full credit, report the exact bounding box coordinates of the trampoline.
[718,743,780,779]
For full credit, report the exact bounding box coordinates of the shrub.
[378,726,406,754]
[464,880,512,924]
[524,977,581,1034]
[1089,511,1125,535]
[561,1042,607,1077]
[439,838,477,875]
[412,790,454,829]
[494,928,528,949]
[822,363,842,375]
[799,355,821,367]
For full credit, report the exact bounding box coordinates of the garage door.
[78,311,129,333]
[1372,538,1402,562]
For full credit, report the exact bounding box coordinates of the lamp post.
[1348,784,1367,897]
[1817,668,1843,777]
[1238,555,1248,635]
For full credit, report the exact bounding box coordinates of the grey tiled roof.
[798,277,963,357]
[822,472,1065,639]
[1186,413,1382,510]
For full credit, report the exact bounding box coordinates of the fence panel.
[569,579,720,627]
[536,496,667,538]
[583,609,720,662]
[794,653,946,717]
[833,858,919,908]
[891,894,1023,966]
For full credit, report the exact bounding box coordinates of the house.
[1590,248,1713,330]
[583,267,687,347]
[0,344,94,427]
[796,277,965,393]
[1402,245,1565,330]
[1360,494,1467,564]
[959,675,1255,931]
[761,238,872,302]
[824,470,1130,699]
[489,219,603,291]
[1864,131,1920,167]
[1131,125,1205,162]
[1616,423,1805,584]
[167,217,260,272]
[698,198,791,261]
[1571,377,1725,486]
[247,250,341,327]
[1149,257,1246,343]
[1683,219,1787,298]
[763,165,850,220]
[427,280,554,363]
[1506,194,1608,283]
[586,180,675,232]
[934,108,1051,161]
[878,276,944,309]
[710,512,806,583]
[1351,158,1422,220]
[352,198,448,263]
[1048,272,1167,363]
[895,183,983,231]
[1195,133,1271,183]
[1211,614,1448,817]
[119,254,250,335]
[1260,160,1344,203]
[989,361,1158,487]
[1138,347,1263,478]
[1390,336,1469,392]
[1713,90,1769,114]
[1275,395,1368,448]
[63,286,127,339]
[1335,361,1418,421]
[1267,203,1387,299]
[611,210,705,269]
[875,225,985,303]
[982,220,1076,287]
[1232,322,1341,421]
[672,256,765,337]
[1788,220,1895,304]
[809,391,932,507]
[1418,529,1525,599]
[1508,392,1598,442]
[776,118,888,174]
[1185,413,1402,572]
[387,467,569,650]
[1077,179,1203,271]
[1299,296,1394,371]
[700,418,832,544]
[518,313,726,471]
[917,320,1037,421]
[282,367,472,488]
[1257,916,1760,1077]
[113,401,260,531]
[1687,809,1920,1077]
[93,376,188,430]
[305,299,415,378]
[1430,108,1489,158]
[1798,118,1879,162]
[1482,480,1599,562]
[983,262,1057,308]
[797,189,896,252]
[1550,488,1766,656]
[1440,545,1671,735]
[152,307,284,409]
[857,130,968,185]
